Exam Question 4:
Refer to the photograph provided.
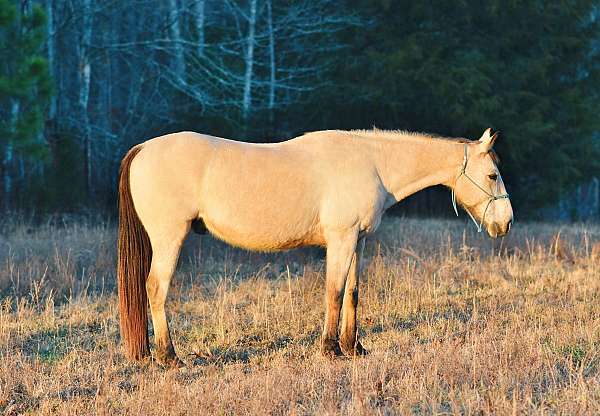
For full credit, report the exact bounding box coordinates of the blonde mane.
[303,128,471,144]
[306,128,500,163]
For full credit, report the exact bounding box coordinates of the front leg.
[321,229,358,357]
[340,238,368,356]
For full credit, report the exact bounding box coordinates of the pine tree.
[0,0,51,209]
[327,0,600,214]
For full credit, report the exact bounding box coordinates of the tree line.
[1,0,599,219]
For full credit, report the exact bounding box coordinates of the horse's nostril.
[506,220,513,232]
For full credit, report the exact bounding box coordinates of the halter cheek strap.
[451,144,510,232]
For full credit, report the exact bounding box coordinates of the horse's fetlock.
[340,337,368,357]
[339,334,354,350]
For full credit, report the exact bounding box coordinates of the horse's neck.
[371,135,464,204]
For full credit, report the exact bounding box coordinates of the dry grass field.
[1,215,599,415]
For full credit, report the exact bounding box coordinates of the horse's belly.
[201,209,323,251]
[196,145,325,250]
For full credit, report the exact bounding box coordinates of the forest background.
[1,0,599,220]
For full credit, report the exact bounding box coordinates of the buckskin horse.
[117,128,513,366]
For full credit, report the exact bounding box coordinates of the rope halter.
[451,144,509,232]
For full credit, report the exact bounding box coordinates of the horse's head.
[452,128,513,238]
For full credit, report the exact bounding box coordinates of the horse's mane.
[307,128,471,144]
[305,128,500,163]
[354,128,473,143]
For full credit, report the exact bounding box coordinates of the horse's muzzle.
[488,219,512,238]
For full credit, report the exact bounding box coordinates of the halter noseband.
[451,144,509,232]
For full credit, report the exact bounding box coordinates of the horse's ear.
[478,128,498,151]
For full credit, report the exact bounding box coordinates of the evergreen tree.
[0,0,51,208]
[322,0,600,214]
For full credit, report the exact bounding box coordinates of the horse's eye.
[488,173,498,181]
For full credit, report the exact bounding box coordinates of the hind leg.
[145,221,189,367]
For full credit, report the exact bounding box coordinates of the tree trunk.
[46,0,57,122]
[242,0,257,121]
[195,0,205,56]
[266,0,275,128]
[79,0,93,197]
[2,142,13,211]
[2,101,19,211]
[168,0,185,83]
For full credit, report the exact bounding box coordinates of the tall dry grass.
[0,216,599,415]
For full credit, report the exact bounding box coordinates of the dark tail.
[117,145,151,360]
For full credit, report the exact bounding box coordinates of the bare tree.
[77,0,93,195]
[266,0,275,122]
[29,0,361,208]
[194,0,206,56]
[168,0,186,85]
[242,0,257,120]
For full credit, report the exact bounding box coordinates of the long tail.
[117,145,151,360]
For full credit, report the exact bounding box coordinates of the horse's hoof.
[162,356,186,369]
[321,338,343,358]
[154,352,186,369]
[354,340,369,356]
[340,338,369,357]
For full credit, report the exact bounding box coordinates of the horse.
[117,128,513,366]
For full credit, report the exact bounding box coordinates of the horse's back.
[130,132,325,250]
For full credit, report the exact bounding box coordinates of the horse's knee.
[326,288,344,309]
[326,273,347,300]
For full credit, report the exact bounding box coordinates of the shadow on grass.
[190,330,321,367]
[11,321,110,363]
[369,306,473,337]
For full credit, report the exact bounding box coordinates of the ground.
[0,216,599,415]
